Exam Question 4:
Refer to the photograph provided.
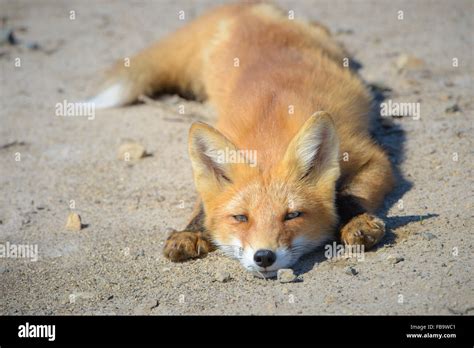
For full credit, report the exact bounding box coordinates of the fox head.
[188,112,340,277]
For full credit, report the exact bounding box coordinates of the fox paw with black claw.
[163,231,214,262]
[340,213,385,250]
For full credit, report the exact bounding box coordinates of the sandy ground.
[0,0,473,315]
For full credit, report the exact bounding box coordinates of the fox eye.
[284,211,302,221]
[233,214,248,222]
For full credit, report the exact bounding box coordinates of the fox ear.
[188,122,238,187]
[282,111,340,184]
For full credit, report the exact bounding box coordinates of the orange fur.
[94,3,395,273]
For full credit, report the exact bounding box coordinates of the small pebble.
[344,266,358,276]
[421,232,437,241]
[324,295,336,304]
[445,104,461,114]
[215,270,231,283]
[65,212,82,231]
[277,268,296,283]
[117,142,146,161]
[0,29,18,45]
[134,249,145,260]
[146,299,160,310]
[387,255,404,264]
[395,53,425,72]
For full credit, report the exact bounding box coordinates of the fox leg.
[336,145,394,249]
[163,200,216,262]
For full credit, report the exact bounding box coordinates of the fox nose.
[253,249,276,268]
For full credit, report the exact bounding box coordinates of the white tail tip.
[86,83,130,109]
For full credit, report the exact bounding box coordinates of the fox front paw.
[163,231,214,262]
[340,213,385,250]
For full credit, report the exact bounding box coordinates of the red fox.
[89,2,394,277]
